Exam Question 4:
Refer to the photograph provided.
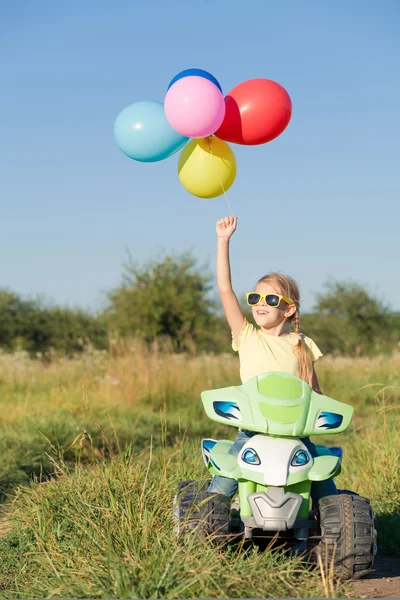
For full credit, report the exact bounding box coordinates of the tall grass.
[0,443,344,599]
[0,344,398,597]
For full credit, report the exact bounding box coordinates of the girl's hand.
[216,216,238,239]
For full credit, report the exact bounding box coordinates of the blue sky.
[1,0,399,314]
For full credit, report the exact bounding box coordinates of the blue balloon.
[167,69,223,93]
[113,101,188,163]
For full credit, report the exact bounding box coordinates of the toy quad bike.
[173,371,377,580]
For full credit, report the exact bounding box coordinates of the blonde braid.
[294,310,300,335]
[292,309,313,386]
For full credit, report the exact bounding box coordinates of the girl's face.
[251,281,293,330]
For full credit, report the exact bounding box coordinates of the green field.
[0,345,399,598]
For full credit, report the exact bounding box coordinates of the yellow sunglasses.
[246,292,294,308]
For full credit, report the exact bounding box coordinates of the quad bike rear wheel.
[317,492,377,580]
[172,480,231,544]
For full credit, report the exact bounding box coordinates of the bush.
[0,290,107,356]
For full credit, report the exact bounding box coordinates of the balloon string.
[206,137,234,216]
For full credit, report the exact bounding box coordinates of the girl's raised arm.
[216,217,245,341]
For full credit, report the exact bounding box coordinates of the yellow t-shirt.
[232,319,323,384]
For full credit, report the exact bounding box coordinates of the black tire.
[317,492,376,580]
[172,480,231,544]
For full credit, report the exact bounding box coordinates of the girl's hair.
[257,272,313,386]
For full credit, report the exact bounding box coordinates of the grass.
[0,344,399,598]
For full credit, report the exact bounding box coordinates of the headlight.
[291,449,310,467]
[242,448,261,466]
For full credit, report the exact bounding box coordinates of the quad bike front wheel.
[317,492,377,580]
[172,480,231,544]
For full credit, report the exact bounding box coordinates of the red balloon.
[215,79,292,146]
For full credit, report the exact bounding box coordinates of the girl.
[207,216,337,504]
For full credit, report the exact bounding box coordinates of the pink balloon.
[164,76,225,138]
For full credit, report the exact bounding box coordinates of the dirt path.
[349,554,400,598]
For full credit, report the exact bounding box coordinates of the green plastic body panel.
[289,481,311,518]
[239,480,256,517]
[308,455,340,481]
[201,371,353,437]
[207,440,240,478]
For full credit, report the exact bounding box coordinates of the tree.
[302,281,392,355]
[105,253,230,352]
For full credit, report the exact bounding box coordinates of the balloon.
[178,137,236,198]
[167,68,223,93]
[113,101,188,162]
[216,79,292,145]
[165,76,225,138]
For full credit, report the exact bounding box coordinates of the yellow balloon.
[178,137,237,198]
